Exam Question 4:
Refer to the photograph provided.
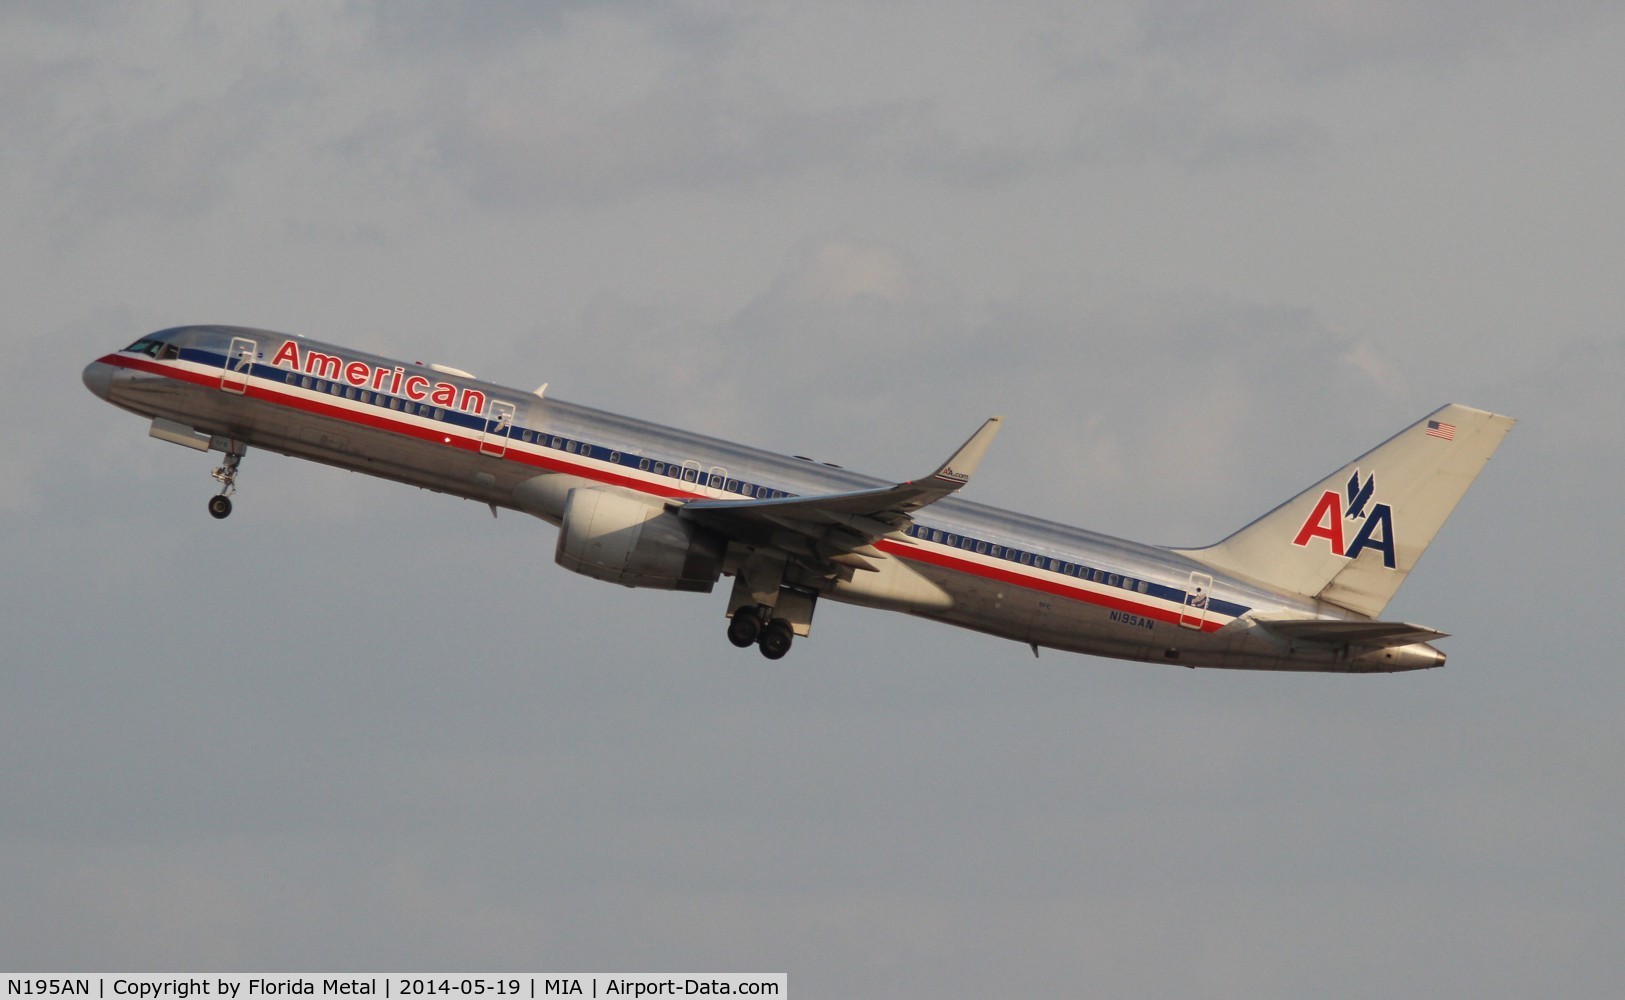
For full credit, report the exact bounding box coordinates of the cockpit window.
[123,339,165,358]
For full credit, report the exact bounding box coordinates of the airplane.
[83,325,1514,671]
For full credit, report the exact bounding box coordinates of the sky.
[3,2,1623,995]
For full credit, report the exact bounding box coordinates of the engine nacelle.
[555,488,724,592]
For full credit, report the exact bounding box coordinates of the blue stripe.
[192,345,1251,620]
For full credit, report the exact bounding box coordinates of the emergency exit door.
[480,400,517,457]
[220,337,256,394]
[1180,571,1213,630]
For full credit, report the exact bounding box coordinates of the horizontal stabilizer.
[1260,619,1449,647]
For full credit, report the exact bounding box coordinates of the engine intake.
[555,488,724,592]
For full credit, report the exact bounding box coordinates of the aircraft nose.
[82,360,114,401]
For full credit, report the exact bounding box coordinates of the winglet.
[928,416,1002,488]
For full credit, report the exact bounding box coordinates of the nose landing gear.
[206,443,246,519]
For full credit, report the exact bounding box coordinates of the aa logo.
[1292,469,1397,569]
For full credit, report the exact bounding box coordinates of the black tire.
[727,608,762,648]
[207,494,233,519]
[758,619,793,660]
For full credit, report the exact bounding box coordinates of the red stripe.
[109,353,1221,628]
[103,353,706,498]
[876,538,1225,633]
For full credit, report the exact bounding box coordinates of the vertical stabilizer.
[1175,404,1514,617]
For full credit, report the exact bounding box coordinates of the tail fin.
[1175,404,1514,617]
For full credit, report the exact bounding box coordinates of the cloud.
[7,4,1625,994]
[1139,0,1613,78]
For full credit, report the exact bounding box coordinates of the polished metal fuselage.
[84,325,1445,672]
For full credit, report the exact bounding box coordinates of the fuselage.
[84,325,1446,672]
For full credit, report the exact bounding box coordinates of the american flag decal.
[1426,420,1456,441]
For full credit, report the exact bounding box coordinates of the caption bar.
[5,978,784,1000]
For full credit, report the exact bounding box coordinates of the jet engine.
[555,487,725,592]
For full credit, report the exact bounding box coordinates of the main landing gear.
[727,607,796,660]
[206,444,246,519]
[724,574,816,660]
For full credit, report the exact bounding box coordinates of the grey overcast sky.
[4,3,1623,996]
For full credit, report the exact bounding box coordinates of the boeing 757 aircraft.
[84,326,1513,670]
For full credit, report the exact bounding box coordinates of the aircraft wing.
[1259,619,1449,647]
[677,417,1002,562]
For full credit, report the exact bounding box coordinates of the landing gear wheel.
[758,619,794,660]
[207,444,245,519]
[727,608,763,648]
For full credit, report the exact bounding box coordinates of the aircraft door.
[1180,571,1213,630]
[679,460,704,494]
[705,465,729,499]
[221,336,257,394]
[480,400,517,457]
